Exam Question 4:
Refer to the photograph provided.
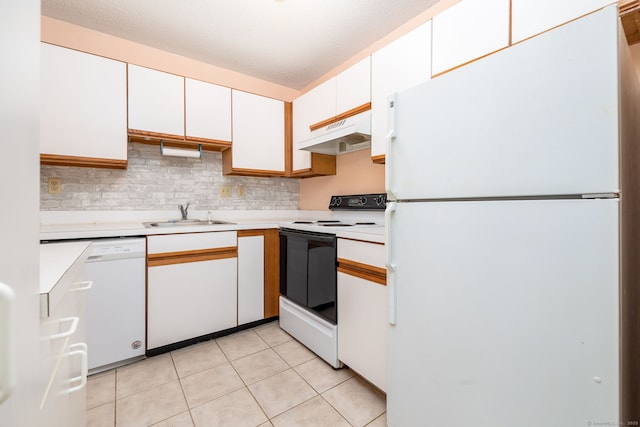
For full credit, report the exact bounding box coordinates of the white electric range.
[278,193,386,367]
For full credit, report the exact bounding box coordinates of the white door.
[0,1,42,426]
[386,199,619,426]
[388,7,618,200]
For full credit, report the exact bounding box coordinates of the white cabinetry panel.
[147,258,237,349]
[292,78,336,171]
[238,235,264,325]
[147,231,237,254]
[185,78,232,141]
[128,64,184,136]
[337,272,387,391]
[371,22,431,158]
[336,56,371,113]
[40,43,127,161]
[432,0,510,75]
[512,0,612,43]
[231,90,285,172]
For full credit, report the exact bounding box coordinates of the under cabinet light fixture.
[160,141,202,158]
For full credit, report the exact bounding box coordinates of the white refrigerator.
[385,5,640,426]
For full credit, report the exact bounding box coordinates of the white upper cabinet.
[40,43,127,164]
[292,78,336,170]
[431,0,510,75]
[185,78,232,142]
[127,64,184,137]
[336,56,371,113]
[230,90,285,173]
[371,21,432,159]
[511,0,613,43]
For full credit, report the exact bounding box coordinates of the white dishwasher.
[84,238,146,373]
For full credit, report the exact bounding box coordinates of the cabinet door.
[292,78,336,171]
[147,258,237,349]
[371,22,432,159]
[40,43,127,162]
[432,0,510,76]
[336,56,371,114]
[128,64,184,137]
[337,272,387,391]
[238,235,264,325]
[511,0,612,43]
[185,78,232,142]
[231,90,285,172]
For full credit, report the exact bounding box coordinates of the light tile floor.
[87,320,386,427]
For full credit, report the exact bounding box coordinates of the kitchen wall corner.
[298,149,385,210]
[40,144,300,211]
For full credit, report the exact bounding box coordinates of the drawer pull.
[50,316,79,341]
[72,280,93,292]
[66,343,88,393]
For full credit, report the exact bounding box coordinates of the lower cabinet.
[146,229,280,351]
[39,242,92,427]
[337,238,387,391]
[238,233,265,325]
[146,232,238,350]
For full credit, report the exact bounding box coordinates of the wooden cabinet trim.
[263,229,280,317]
[147,246,238,267]
[284,102,293,175]
[309,102,372,132]
[371,154,385,164]
[129,129,231,152]
[337,258,386,285]
[40,154,127,169]
[338,237,384,246]
[238,229,271,238]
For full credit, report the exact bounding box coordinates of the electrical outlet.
[48,178,62,194]
[219,185,231,198]
[237,185,245,198]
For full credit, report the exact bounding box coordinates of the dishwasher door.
[85,238,146,372]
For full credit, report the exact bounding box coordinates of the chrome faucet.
[179,203,190,220]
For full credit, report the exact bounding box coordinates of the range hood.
[296,110,371,155]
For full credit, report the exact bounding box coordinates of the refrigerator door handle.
[385,94,397,201]
[385,202,398,325]
[0,282,15,404]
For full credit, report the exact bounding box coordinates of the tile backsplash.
[41,144,300,211]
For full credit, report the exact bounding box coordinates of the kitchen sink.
[143,219,235,228]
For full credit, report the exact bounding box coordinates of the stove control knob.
[375,195,386,206]
[360,197,367,206]
[332,197,342,207]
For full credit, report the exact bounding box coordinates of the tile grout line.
[168,350,197,427]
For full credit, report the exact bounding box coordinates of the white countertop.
[39,210,386,243]
[336,226,385,244]
[40,241,91,295]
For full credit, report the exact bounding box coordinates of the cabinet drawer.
[147,231,237,254]
[337,238,385,268]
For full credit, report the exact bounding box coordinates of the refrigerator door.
[387,6,619,201]
[387,199,619,426]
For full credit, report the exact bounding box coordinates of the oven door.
[279,228,337,323]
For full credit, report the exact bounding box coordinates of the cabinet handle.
[385,94,398,201]
[71,280,93,292]
[385,203,398,326]
[66,343,88,394]
[0,282,15,404]
[50,316,79,341]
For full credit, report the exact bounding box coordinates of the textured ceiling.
[41,0,440,89]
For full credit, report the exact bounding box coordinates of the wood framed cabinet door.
[224,90,285,176]
[40,43,127,168]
